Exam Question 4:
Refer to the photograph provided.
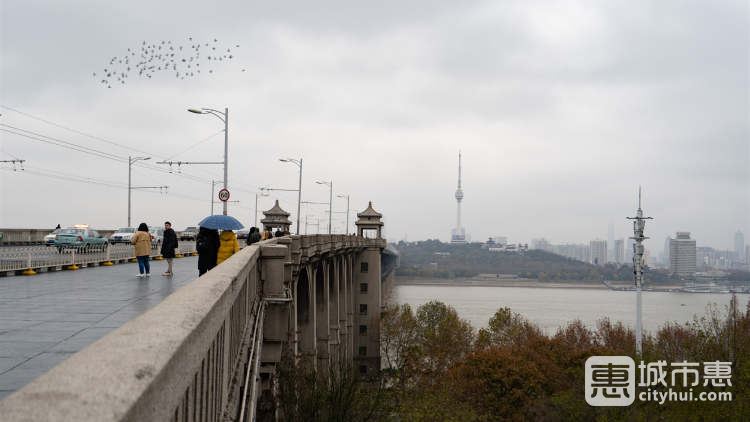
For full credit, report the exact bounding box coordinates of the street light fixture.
[315,180,333,235]
[279,158,303,235]
[187,107,229,215]
[337,194,350,234]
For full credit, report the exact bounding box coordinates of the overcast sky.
[1,0,748,251]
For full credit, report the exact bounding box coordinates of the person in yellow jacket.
[217,230,241,264]
[131,222,153,277]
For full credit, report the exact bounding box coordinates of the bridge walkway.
[0,255,199,399]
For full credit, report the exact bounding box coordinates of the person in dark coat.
[160,221,178,276]
[196,226,220,276]
[246,227,261,246]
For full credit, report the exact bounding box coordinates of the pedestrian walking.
[246,227,261,246]
[161,221,178,276]
[217,230,241,264]
[196,226,220,276]
[131,223,152,277]
[274,229,284,238]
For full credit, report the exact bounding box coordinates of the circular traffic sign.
[218,188,230,202]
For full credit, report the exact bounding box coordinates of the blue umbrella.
[198,215,244,230]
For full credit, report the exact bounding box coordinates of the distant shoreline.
[394,277,686,291]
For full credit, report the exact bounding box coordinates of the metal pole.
[296,159,302,235]
[328,181,333,235]
[127,156,132,227]
[223,107,229,216]
[636,282,642,354]
[211,181,215,215]
[346,195,350,235]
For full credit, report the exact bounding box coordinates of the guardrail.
[0,242,197,275]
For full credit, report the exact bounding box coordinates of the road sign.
[218,188,230,202]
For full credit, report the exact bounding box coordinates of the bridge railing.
[0,242,197,274]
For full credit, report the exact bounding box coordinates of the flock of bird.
[94,37,243,88]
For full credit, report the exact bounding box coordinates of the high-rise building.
[531,238,551,251]
[450,151,467,244]
[669,232,696,277]
[735,230,745,263]
[614,239,625,264]
[607,222,615,262]
[589,240,607,266]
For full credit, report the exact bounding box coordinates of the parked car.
[54,226,108,252]
[180,226,199,241]
[236,229,250,240]
[109,227,136,244]
[149,227,163,248]
[44,228,62,246]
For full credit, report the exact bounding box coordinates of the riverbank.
[394,276,685,291]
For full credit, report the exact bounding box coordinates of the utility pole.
[128,156,166,227]
[316,180,333,234]
[627,186,653,356]
[337,194,350,234]
[211,180,222,215]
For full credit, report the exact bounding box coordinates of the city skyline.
[1,1,748,250]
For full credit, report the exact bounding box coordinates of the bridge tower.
[260,199,292,233]
[354,202,384,375]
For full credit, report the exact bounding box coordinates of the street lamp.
[279,158,303,235]
[255,189,269,227]
[128,156,150,227]
[315,180,333,235]
[337,194,350,234]
[188,107,229,215]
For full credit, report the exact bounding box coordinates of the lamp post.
[337,194,350,234]
[128,156,150,227]
[255,189,269,227]
[315,180,333,234]
[279,158,303,235]
[188,107,229,215]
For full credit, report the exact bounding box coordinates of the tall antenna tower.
[451,151,466,243]
[626,186,652,355]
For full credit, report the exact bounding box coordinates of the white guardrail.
[0,242,197,274]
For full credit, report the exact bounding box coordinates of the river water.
[391,282,750,334]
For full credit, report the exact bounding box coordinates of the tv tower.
[451,151,467,243]
[627,186,652,355]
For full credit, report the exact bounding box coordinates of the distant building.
[531,238,551,251]
[614,239,625,264]
[607,222,615,262]
[491,236,508,245]
[735,230,745,263]
[589,240,607,266]
[669,232,696,277]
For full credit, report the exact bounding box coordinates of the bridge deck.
[0,255,199,399]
